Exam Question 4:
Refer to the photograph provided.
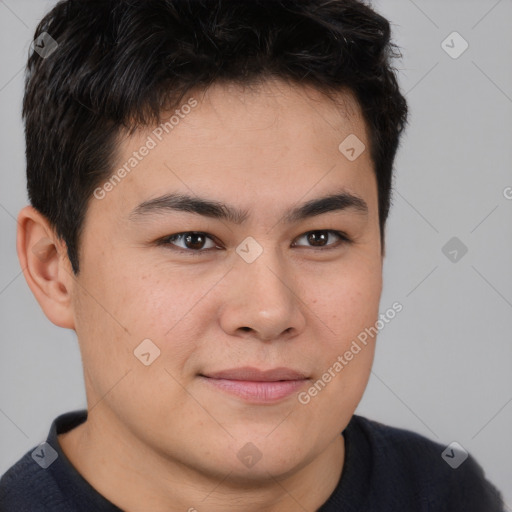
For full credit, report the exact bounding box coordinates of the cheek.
[72,264,203,408]
[307,258,382,342]
[100,266,211,365]
[293,266,380,441]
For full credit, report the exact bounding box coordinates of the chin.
[218,434,312,481]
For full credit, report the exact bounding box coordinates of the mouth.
[199,366,310,403]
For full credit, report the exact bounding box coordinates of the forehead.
[90,79,377,227]
[165,79,366,150]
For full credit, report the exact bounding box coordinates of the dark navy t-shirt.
[0,409,505,511]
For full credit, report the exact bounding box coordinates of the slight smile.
[199,367,311,404]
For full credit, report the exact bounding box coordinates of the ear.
[16,205,76,329]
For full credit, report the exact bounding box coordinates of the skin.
[17,78,383,512]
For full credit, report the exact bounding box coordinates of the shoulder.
[351,414,451,463]
[347,415,505,511]
[0,410,88,512]
[0,449,64,512]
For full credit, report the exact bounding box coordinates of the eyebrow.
[129,189,368,224]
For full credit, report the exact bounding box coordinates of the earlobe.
[16,205,76,329]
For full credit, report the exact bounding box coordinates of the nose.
[218,246,306,342]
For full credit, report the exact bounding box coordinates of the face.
[72,79,382,481]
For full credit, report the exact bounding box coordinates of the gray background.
[1,0,511,507]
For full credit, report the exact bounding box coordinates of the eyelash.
[156,230,352,256]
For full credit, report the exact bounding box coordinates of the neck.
[58,408,345,512]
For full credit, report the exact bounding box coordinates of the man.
[0,0,505,510]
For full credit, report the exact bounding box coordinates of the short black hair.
[23,0,408,274]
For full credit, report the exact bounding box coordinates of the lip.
[200,366,310,403]
[203,366,308,381]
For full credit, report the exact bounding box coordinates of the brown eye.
[159,232,218,252]
[307,231,330,247]
[183,233,207,250]
[292,230,350,249]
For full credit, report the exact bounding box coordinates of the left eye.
[158,232,219,252]
[292,230,350,249]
